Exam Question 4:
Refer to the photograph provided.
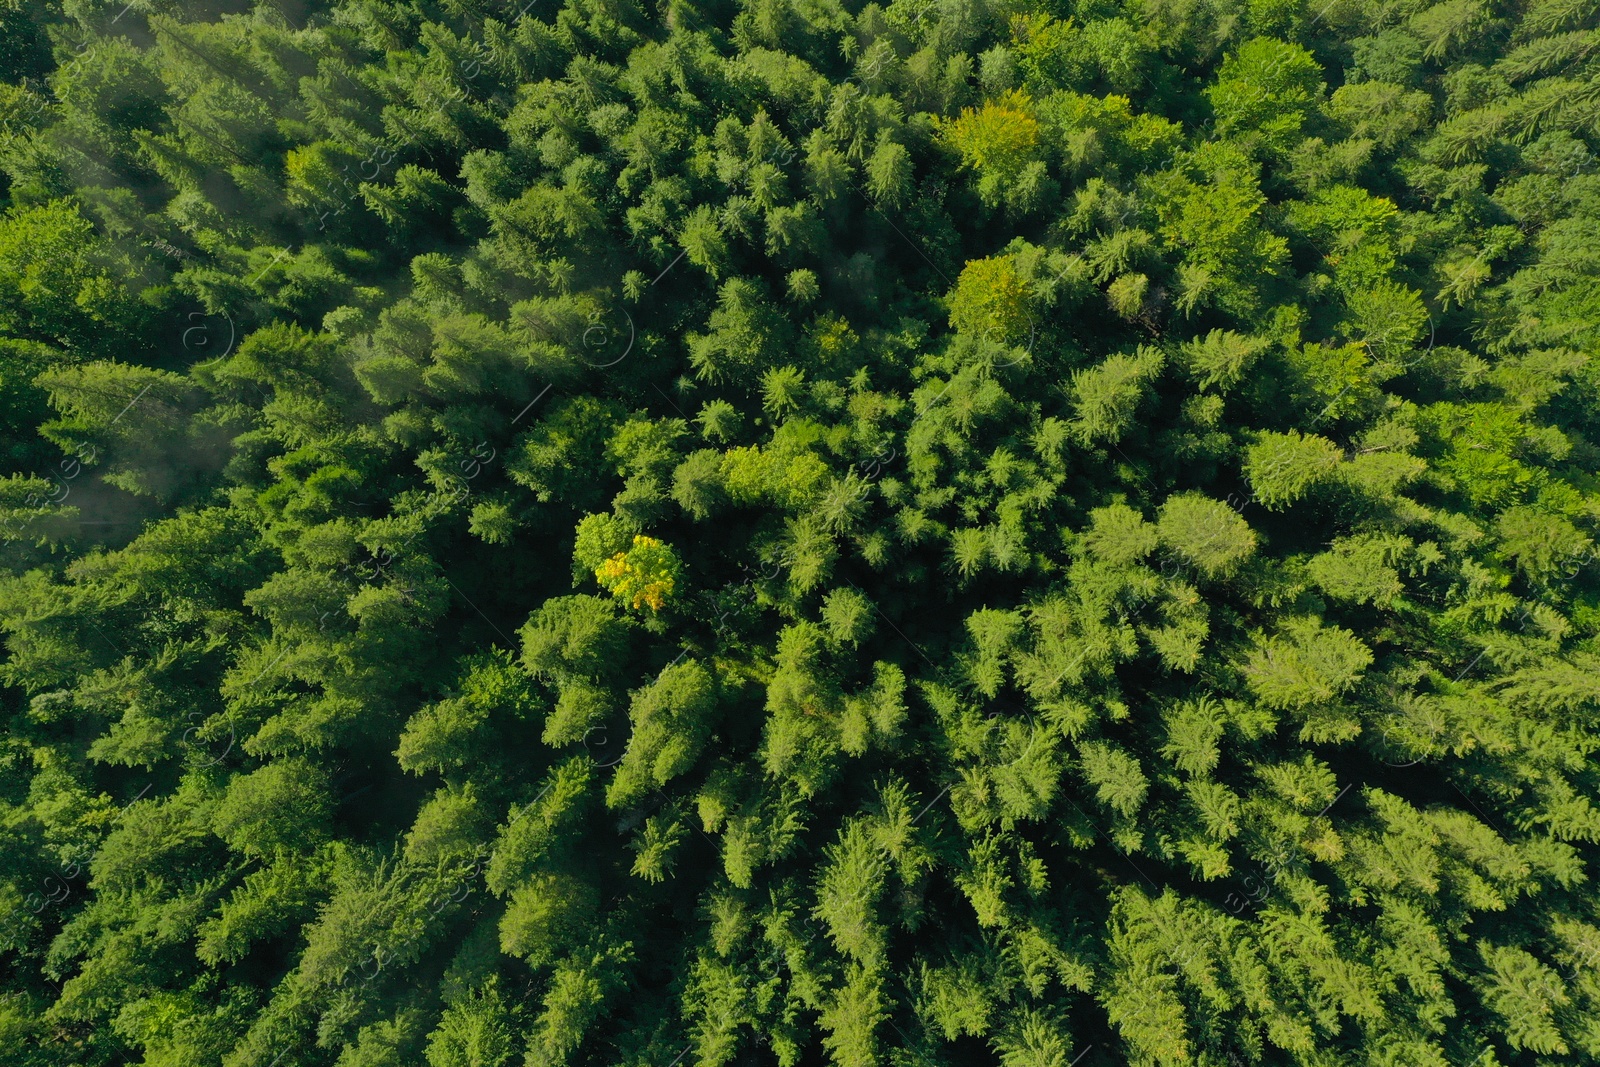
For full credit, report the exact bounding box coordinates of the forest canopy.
[3,0,1600,1065]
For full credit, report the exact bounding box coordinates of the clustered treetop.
[1,0,1600,1065]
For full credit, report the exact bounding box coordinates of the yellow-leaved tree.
[946,255,1033,346]
[938,90,1045,210]
[595,534,682,612]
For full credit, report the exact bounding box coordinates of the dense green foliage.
[4,0,1600,1064]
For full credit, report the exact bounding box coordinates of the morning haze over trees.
[1,0,1599,1063]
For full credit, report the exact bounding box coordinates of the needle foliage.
[2,1,1600,1065]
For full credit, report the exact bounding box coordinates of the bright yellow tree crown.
[594,535,681,612]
